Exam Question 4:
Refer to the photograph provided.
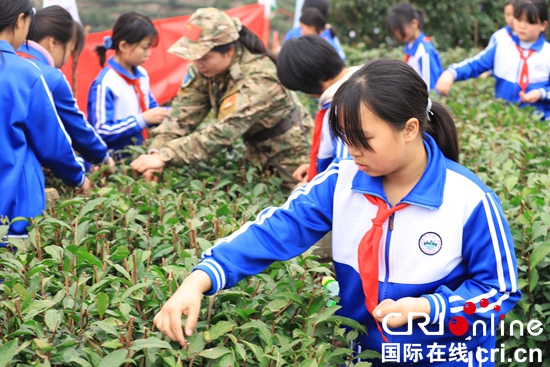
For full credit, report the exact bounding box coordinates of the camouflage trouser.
[245,118,312,183]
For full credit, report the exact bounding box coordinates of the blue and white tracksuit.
[194,134,520,366]
[315,67,358,173]
[284,27,346,61]
[87,57,158,151]
[486,25,513,49]
[448,33,550,121]
[18,42,110,165]
[0,41,85,236]
[404,32,443,92]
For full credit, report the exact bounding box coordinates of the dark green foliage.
[330,0,505,50]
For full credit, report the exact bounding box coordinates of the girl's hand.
[519,89,541,104]
[154,270,213,346]
[130,154,166,173]
[75,177,92,196]
[435,71,455,95]
[373,297,431,329]
[143,107,171,125]
[292,163,310,183]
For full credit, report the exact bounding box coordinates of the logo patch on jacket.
[418,232,442,255]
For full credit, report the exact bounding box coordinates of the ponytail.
[237,26,277,64]
[95,45,108,67]
[425,102,459,163]
[211,25,277,64]
[329,59,459,163]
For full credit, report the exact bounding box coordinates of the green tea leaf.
[45,310,61,332]
[208,321,235,340]
[129,337,172,351]
[97,349,128,367]
[0,339,18,367]
[198,347,231,359]
[96,292,109,318]
[530,242,550,270]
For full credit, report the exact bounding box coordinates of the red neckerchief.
[515,44,535,93]
[358,195,409,343]
[107,65,149,139]
[307,107,329,181]
[16,51,37,60]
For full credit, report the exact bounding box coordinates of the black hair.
[277,35,345,95]
[329,59,459,163]
[513,0,548,24]
[28,6,74,47]
[95,11,159,67]
[73,21,85,56]
[386,3,427,39]
[302,0,329,19]
[505,0,515,6]
[300,8,326,34]
[211,25,277,64]
[0,0,33,34]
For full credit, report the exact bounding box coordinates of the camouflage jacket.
[149,46,313,174]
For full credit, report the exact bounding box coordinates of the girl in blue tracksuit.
[0,0,87,237]
[154,59,520,366]
[87,12,169,152]
[387,3,443,92]
[436,0,550,121]
[17,6,114,171]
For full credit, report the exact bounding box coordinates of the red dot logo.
[463,302,477,315]
[449,316,469,336]
[480,298,489,308]
[494,305,501,312]
[500,314,505,320]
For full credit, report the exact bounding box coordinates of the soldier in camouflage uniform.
[131,8,313,181]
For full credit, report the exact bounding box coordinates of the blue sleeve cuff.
[447,68,458,79]
[421,294,447,325]
[136,114,148,130]
[193,258,227,295]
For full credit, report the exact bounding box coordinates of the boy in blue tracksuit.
[154,60,520,366]
[17,6,111,168]
[277,35,353,185]
[436,0,550,121]
[0,5,87,237]
[387,3,443,92]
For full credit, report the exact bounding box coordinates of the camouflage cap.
[169,8,243,60]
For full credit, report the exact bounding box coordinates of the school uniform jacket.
[487,25,513,49]
[194,134,520,366]
[404,31,444,92]
[17,42,110,164]
[449,33,550,121]
[315,67,359,173]
[87,57,158,151]
[0,41,85,236]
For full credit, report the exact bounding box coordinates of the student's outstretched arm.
[154,162,339,343]
[447,45,497,82]
[51,72,110,165]
[27,75,86,187]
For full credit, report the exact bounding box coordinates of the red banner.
[62,4,267,115]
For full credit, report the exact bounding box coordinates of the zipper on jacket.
[380,213,394,302]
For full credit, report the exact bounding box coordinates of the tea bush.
[1,49,549,366]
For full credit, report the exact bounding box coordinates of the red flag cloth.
[107,65,149,140]
[515,44,535,93]
[358,194,409,342]
[183,22,202,42]
[307,107,329,181]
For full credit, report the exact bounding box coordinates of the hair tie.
[103,36,113,50]
[426,98,434,121]
[232,17,243,32]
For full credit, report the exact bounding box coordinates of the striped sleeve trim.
[422,293,446,324]
[193,258,227,295]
